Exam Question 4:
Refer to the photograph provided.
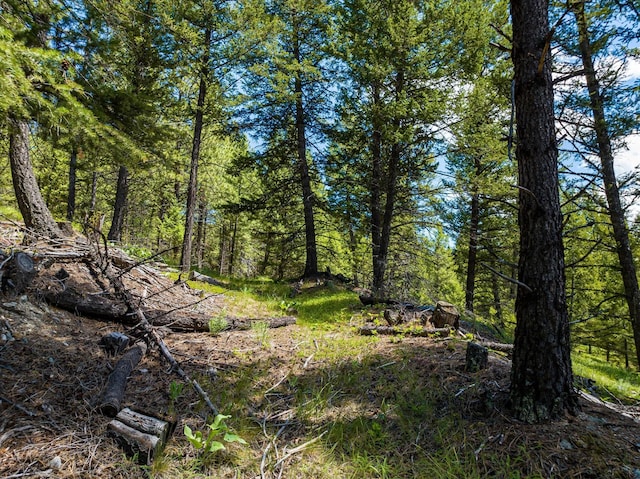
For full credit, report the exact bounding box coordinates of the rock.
[49,456,62,470]
[465,342,488,372]
[432,301,460,329]
[559,439,574,450]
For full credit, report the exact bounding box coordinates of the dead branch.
[358,325,452,337]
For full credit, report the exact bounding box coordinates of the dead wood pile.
[2,235,294,333]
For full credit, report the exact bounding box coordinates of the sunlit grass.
[572,348,640,403]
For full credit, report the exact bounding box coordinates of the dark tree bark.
[370,82,385,294]
[509,0,578,422]
[228,215,238,276]
[465,190,480,313]
[571,0,640,369]
[100,342,148,417]
[371,69,404,295]
[292,15,318,278]
[194,198,208,269]
[8,118,64,239]
[108,165,129,242]
[66,145,78,221]
[180,28,211,273]
[89,171,98,215]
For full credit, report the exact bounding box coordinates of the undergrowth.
[147,275,639,478]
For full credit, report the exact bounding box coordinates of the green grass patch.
[572,351,640,403]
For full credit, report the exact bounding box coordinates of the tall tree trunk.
[8,117,64,239]
[492,273,503,325]
[180,28,211,273]
[195,198,207,270]
[572,0,640,370]
[372,69,403,295]
[370,82,384,294]
[465,191,480,312]
[218,222,228,275]
[509,0,578,422]
[67,145,78,221]
[108,165,129,242]
[292,17,318,278]
[228,216,238,276]
[90,171,98,215]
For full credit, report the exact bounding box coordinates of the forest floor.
[1,222,640,478]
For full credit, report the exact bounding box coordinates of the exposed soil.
[1,222,640,478]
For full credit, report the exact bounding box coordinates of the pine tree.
[509,0,578,422]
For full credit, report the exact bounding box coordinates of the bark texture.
[509,0,578,422]
[108,165,129,242]
[180,28,211,273]
[293,14,319,278]
[8,118,64,239]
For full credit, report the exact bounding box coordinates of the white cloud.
[615,134,640,176]
[623,57,640,81]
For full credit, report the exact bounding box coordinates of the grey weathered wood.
[44,284,296,332]
[115,408,170,444]
[188,270,225,287]
[359,325,451,337]
[107,418,161,465]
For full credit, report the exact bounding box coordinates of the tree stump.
[465,342,488,372]
[432,301,460,329]
[0,252,36,295]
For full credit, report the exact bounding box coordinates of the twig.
[87,235,219,416]
[303,354,314,369]
[264,374,289,395]
[273,431,327,469]
[0,395,37,417]
[480,262,533,293]
[0,425,36,447]
[261,422,289,479]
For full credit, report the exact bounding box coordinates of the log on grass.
[359,325,452,337]
[100,342,148,417]
[188,270,226,287]
[225,315,297,331]
[478,341,513,356]
[44,285,297,332]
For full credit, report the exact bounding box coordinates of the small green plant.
[279,300,297,313]
[208,314,228,336]
[183,414,247,455]
[168,381,183,415]
[251,320,270,348]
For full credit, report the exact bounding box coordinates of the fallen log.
[115,407,172,444]
[478,341,513,356]
[225,315,297,331]
[358,325,452,337]
[95,253,220,417]
[108,418,162,465]
[100,341,148,417]
[44,285,296,332]
[44,287,128,319]
[188,270,226,287]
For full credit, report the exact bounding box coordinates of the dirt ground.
[1,222,640,478]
